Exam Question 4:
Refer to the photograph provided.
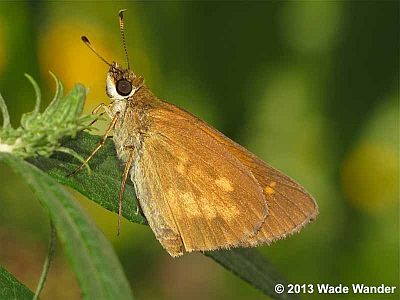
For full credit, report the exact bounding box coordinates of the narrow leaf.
[21,74,41,128]
[0,93,10,128]
[0,266,35,300]
[49,71,64,106]
[31,132,296,299]
[205,249,299,300]
[41,82,86,124]
[43,72,64,118]
[25,74,41,116]
[1,154,134,300]
[57,146,91,175]
[33,221,57,300]
[30,132,146,224]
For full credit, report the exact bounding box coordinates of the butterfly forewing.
[133,100,317,256]
[133,101,269,256]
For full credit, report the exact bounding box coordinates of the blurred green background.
[0,1,398,300]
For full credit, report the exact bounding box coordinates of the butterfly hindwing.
[195,122,319,245]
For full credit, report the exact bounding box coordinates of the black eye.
[116,79,132,96]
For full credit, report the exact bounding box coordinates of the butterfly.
[71,10,318,257]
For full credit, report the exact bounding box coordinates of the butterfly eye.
[116,79,132,96]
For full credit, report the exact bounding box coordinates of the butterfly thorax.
[104,61,159,162]
[111,85,159,163]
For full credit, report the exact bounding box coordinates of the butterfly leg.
[68,112,120,177]
[88,103,113,126]
[118,148,135,235]
[91,102,113,116]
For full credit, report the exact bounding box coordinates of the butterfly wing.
[133,102,268,256]
[185,115,319,245]
[133,101,317,256]
[215,141,318,246]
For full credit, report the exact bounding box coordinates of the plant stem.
[33,220,57,300]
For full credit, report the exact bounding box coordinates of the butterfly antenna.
[118,9,130,69]
[81,36,112,67]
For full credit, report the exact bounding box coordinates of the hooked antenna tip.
[118,9,127,18]
[81,36,90,44]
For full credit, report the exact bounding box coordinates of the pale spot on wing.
[181,192,202,217]
[167,188,202,218]
[177,151,189,163]
[221,202,241,221]
[193,168,205,178]
[200,197,218,219]
[176,163,185,174]
[264,186,275,195]
[215,177,234,192]
[167,187,240,223]
[264,181,277,195]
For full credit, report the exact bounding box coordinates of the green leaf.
[30,131,297,300]
[43,71,64,118]
[205,249,298,300]
[0,266,35,300]
[0,93,10,128]
[0,74,96,159]
[0,154,134,300]
[20,74,41,127]
[30,132,146,225]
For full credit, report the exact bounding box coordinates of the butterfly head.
[82,10,143,101]
[106,62,143,100]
